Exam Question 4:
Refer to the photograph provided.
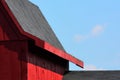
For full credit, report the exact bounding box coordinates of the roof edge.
[1,0,84,68]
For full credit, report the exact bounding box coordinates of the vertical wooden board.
[0,11,5,40]
[20,43,28,80]
[17,41,28,80]
[54,73,58,80]
[44,69,47,80]
[0,45,11,80]
[47,70,51,80]
[41,68,45,80]
[0,25,3,40]
[52,63,55,80]
[28,53,37,80]
[52,72,55,80]
[8,41,28,80]
[21,60,27,80]
[37,67,42,80]
[28,63,37,80]
[0,41,28,80]
[46,62,52,80]
[10,49,21,80]
[45,69,49,80]
[36,56,40,80]
[36,56,45,80]
[45,61,51,80]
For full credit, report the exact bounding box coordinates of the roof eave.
[1,0,84,68]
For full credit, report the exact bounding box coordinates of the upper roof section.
[5,0,65,51]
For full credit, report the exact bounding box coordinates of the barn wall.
[28,53,63,80]
[0,3,27,41]
[27,43,69,80]
[0,1,70,80]
[0,40,28,80]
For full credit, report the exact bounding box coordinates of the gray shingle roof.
[5,0,65,51]
[63,71,120,80]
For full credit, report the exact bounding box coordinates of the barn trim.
[0,0,83,68]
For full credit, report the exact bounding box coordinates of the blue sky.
[29,0,120,70]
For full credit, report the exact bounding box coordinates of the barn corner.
[0,0,83,80]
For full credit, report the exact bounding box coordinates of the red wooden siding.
[0,0,83,68]
[27,43,68,80]
[0,0,84,80]
[28,42,69,74]
[0,2,69,79]
[28,55,63,80]
[0,2,27,41]
[0,40,28,80]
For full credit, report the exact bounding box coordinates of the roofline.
[1,0,84,68]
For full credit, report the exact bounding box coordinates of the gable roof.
[5,0,65,51]
[63,71,120,80]
[1,0,83,68]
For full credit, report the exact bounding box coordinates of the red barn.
[0,0,83,80]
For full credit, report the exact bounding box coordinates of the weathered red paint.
[1,0,83,68]
[27,51,65,80]
[0,40,67,80]
[27,41,69,80]
[0,1,27,41]
[0,0,84,80]
[0,40,28,80]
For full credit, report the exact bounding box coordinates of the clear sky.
[29,0,120,70]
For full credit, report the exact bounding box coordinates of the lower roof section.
[63,71,120,80]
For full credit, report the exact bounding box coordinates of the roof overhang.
[1,0,84,68]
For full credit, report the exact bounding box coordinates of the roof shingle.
[63,71,120,80]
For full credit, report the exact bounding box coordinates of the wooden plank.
[0,44,11,80]
[0,40,28,80]
[28,53,37,80]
